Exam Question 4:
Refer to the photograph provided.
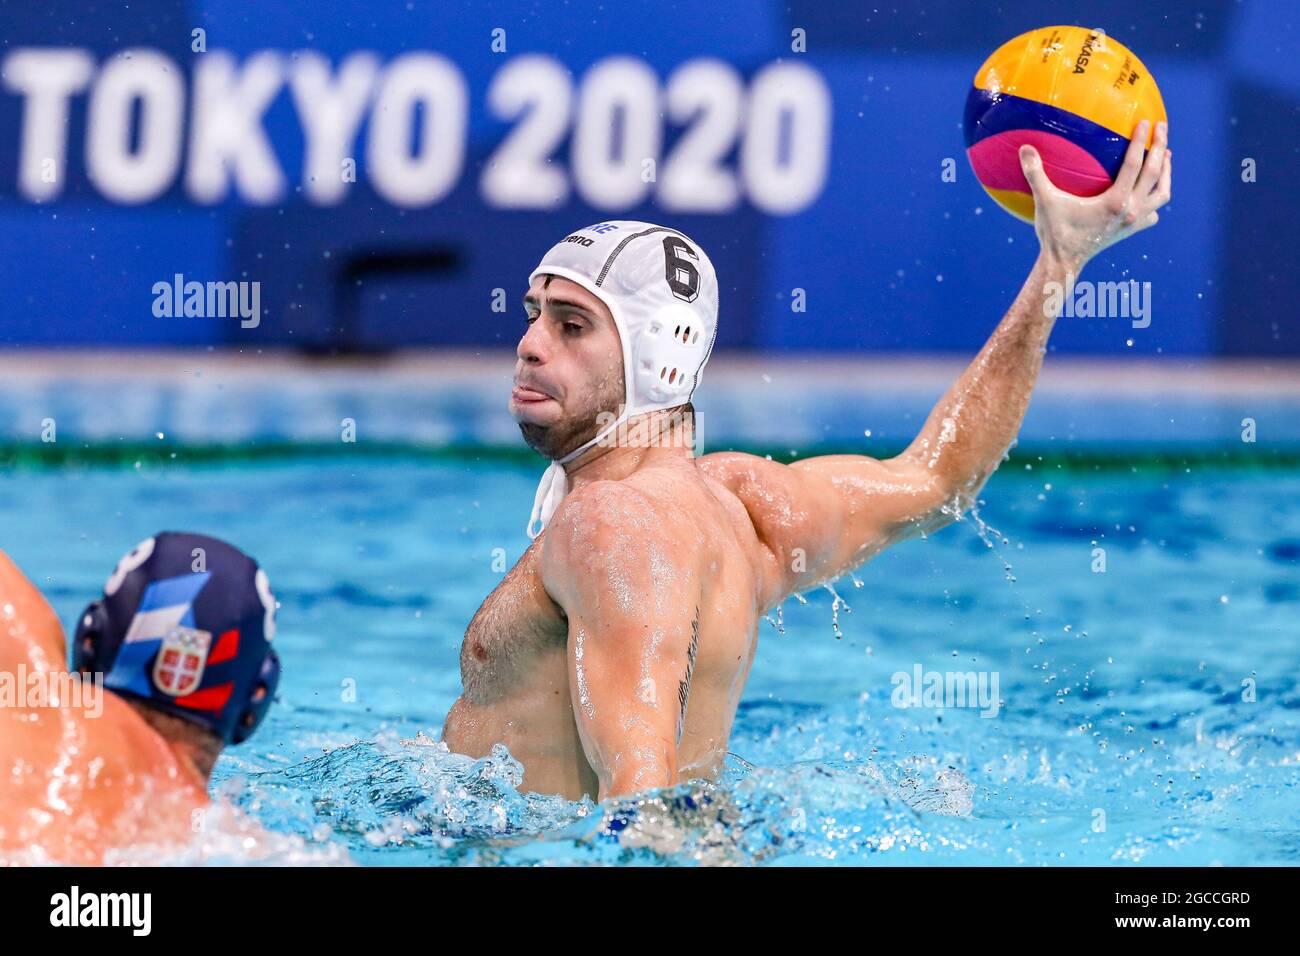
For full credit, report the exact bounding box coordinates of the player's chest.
[460,558,566,690]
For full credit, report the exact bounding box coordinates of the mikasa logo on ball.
[1073,31,1103,74]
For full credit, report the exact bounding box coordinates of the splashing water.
[225,733,597,861]
[823,582,851,639]
[0,791,351,867]
[763,603,786,634]
[968,504,1017,583]
[221,725,981,866]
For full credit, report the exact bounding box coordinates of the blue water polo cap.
[72,532,281,745]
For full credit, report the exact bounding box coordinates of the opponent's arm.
[743,121,1172,602]
[539,483,700,801]
[0,547,67,672]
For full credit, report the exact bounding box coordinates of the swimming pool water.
[3,455,1297,865]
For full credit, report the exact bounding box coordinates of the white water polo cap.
[525,221,719,538]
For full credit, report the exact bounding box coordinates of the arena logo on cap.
[152,625,212,696]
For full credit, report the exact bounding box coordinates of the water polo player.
[441,126,1171,802]
[0,532,280,863]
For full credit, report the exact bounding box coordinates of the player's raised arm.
[730,121,1172,606]
[539,482,701,801]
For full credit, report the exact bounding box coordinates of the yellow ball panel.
[984,187,1037,224]
[973,26,1166,144]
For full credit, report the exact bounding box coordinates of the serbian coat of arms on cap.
[153,625,212,696]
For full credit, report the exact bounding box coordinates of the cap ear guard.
[72,599,113,675]
[636,303,711,407]
[232,648,281,744]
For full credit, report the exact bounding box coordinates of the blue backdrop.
[0,0,1295,355]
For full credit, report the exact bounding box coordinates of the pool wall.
[2,351,1299,454]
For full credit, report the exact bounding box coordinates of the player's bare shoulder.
[0,549,67,672]
[538,481,652,601]
[696,450,847,609]
[696,451,818,545]
[544,476,659,536]
[537,467,740,604]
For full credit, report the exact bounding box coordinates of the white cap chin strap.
[526,406,632,539]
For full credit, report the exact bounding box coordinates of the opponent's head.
[72,532,281,750]
[518,222,719,536]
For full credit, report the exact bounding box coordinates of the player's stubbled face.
[512,274,625,461]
